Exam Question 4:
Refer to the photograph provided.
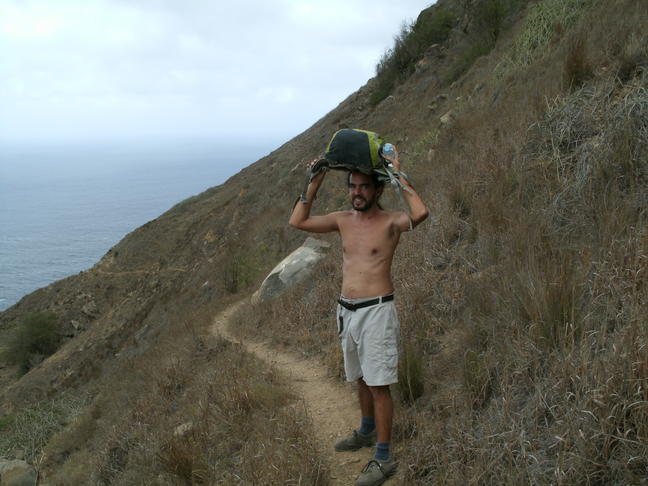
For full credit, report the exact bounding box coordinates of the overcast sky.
[1,0,434,145]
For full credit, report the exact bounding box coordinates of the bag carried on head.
[298,128,411,205]
[322,129,386,174]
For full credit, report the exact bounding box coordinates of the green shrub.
[474,0,510,42]
[221,244,270,294]
[4,311,62,373]
[409,7,457,53]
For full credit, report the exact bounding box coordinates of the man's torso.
[338,210,402,298]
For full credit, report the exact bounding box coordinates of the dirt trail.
[211,300,400,486]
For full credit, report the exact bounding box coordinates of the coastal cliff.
[1,0,646,484]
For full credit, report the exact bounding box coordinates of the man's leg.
[334,377,376,451]
[358,377,374,418]
[368,385,393,445]
[354,385,396,486]
[357,377,376,435]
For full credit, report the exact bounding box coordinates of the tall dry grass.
[234,1,647,484]
[401,2,647,481]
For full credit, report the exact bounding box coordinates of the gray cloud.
[0,0,433,143]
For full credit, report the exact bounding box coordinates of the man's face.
[348,173,379,212]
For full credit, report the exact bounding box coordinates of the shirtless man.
[289,146,428,486]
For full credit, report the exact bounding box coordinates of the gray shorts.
[336,295,400,386]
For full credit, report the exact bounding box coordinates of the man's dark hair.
[346,171,385,190]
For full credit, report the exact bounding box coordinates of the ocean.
[0,137,276,311]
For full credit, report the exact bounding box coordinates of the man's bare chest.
[339,219,399,257]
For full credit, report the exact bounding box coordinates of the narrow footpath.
[211,300,404,486]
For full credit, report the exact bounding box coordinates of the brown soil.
[211,300,405,486]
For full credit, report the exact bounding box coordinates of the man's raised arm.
[384,147,429,231]
[289,167,339,233]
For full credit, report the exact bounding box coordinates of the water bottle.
[382,143,395,168]
[382,143,396,158]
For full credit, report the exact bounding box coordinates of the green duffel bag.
[320,128,386,174]
[298,128,410,205]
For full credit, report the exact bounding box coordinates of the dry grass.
[152,344,327,486]
[36,302,328,485]
[233,2,647,484]
[563,29,593,90]
[399,4,648,481]
[0,392,91,464]
[4,1,647,485]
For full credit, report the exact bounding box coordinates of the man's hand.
[289,157,339,233]
[383,145,429,230]
[307,158,327,191]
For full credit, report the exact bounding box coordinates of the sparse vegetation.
[39,308,328,485]
[371,5,457,105]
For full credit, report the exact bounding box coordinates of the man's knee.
[368,384,391,400]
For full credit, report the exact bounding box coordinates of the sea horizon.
[0,136,279,311]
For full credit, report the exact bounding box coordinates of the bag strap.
[299,159,330,204]
[296,160,413,223]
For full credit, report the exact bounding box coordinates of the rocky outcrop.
[252,237,331,303]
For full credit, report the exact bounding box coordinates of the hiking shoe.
[334,429,376,451]
[356,457,398,486]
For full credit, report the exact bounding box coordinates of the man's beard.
[352,195,374,212]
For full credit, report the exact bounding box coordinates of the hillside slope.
[1,0,646,484]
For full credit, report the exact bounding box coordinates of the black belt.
[337,294,394,311]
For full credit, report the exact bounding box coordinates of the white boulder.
[252,237,331,303]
